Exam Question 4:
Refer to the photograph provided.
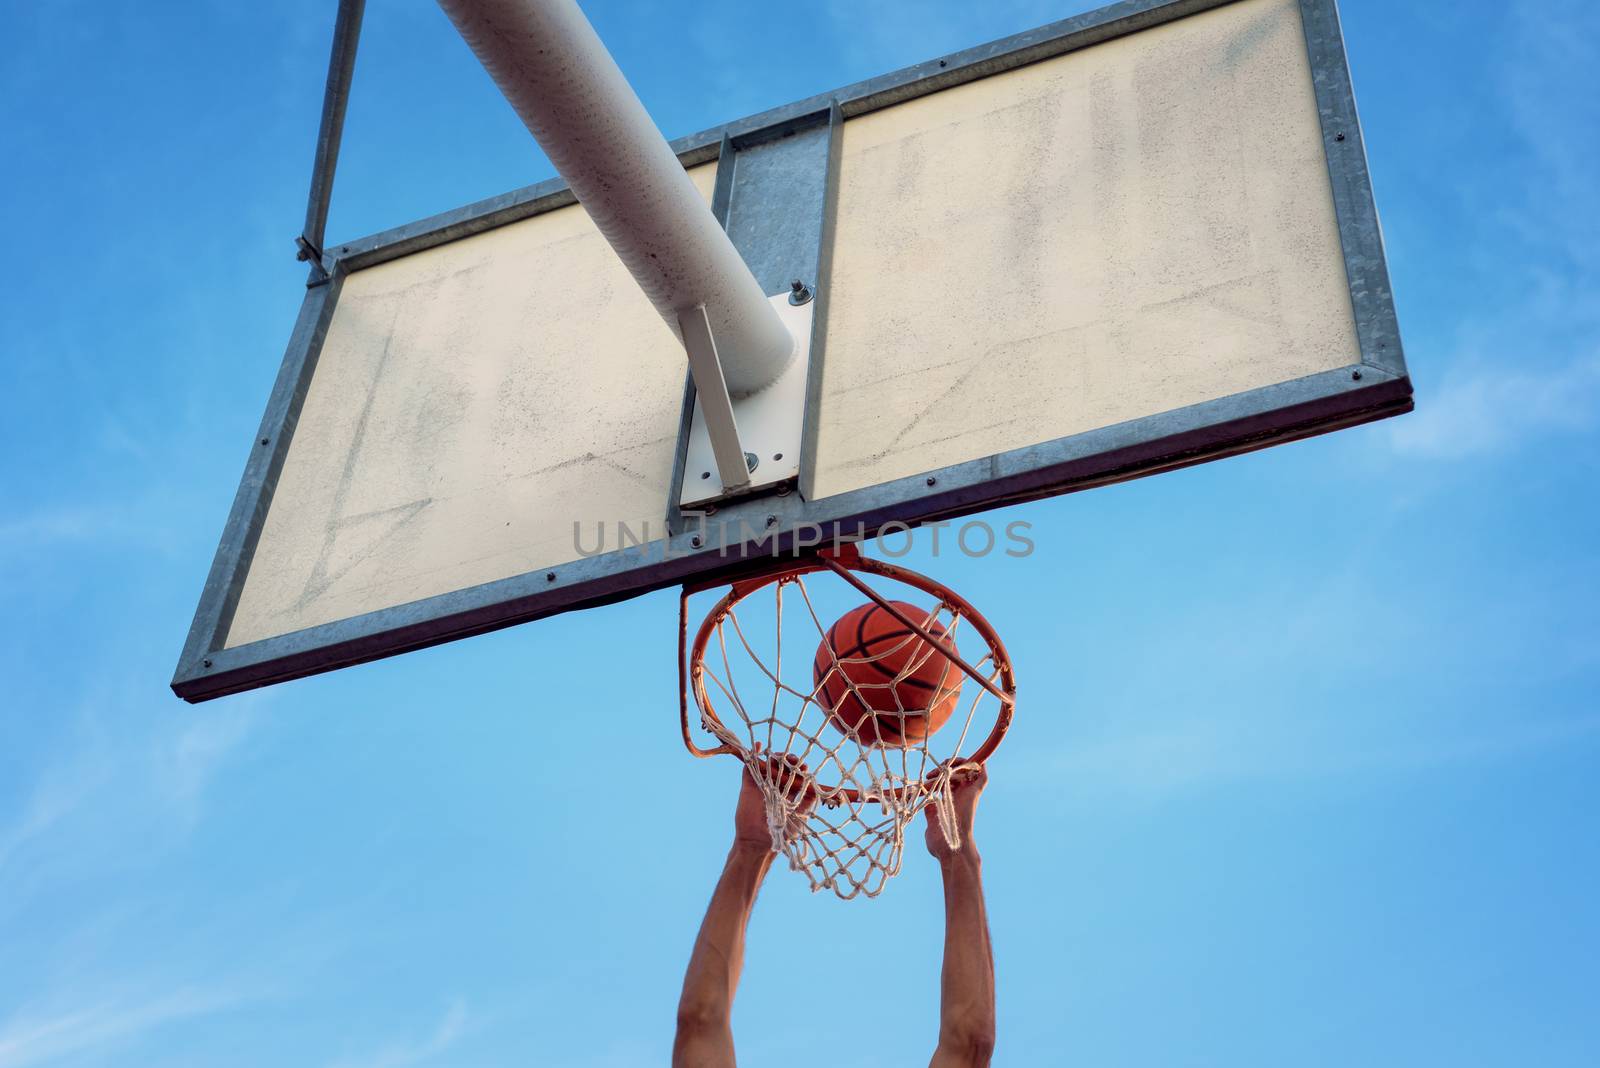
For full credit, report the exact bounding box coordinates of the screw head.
[691,535,703,548]
[260,437,270,446]
[701,471,711,480]
[1352,370,1363,381]
[745,451,759,472]
[773,453,783,462]
[546,572,556,582]
[926,476,937,486]
[788,280,814,306]
[766,515,778,527]
[202,659,213,668]
[1335,132,1347,142]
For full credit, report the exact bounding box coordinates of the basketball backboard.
[174,0,1409,701]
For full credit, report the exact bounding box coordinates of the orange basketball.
[813,600,963,747]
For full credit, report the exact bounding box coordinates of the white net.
[685,560,1013,900]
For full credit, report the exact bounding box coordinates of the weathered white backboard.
[175,0,1409,700]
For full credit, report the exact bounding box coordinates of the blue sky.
[2,0,1597,1065]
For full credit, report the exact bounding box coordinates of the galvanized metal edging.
[796,100,846,506]
[667,109,840,532]
[173,269,345,688]
[329,0,1252,274]
[172,0,1410,702]
[175,363,1407,701]
[1296,0,1406,379]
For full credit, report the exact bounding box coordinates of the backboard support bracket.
[678,304,752,494]
[670,106,841,518]
[679,293,815,506]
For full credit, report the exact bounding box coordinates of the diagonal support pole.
[297,0,366,284]
[678,304,751,492]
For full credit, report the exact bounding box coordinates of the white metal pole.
[435,0,795,397]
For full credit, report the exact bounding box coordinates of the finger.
[954,764,987,788]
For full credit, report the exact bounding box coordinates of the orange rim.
[679,544,1017,802]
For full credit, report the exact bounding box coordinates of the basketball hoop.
[680,543,1016,899]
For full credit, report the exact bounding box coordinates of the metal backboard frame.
[174,0,1408,702]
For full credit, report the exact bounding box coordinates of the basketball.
[812,600,964,747]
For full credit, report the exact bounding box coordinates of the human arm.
[926,768,996,1068]
[673,756,809,1068]
[672,840,772,1068]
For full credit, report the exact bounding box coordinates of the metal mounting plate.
[680,293,814,506]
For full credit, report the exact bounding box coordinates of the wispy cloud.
[1044,712,1600,801]
[1500,0,1600,271]
[1389,351,1600,458]
[0,698,258,885]
[0,753,107,875]
[0,689,317,1068]
[160,706,259,822]
[0,507,129,552]
[1013,521,1600,800]
[0,986,244,1068]
[0,495,191,563]
[1388,0,1600,463]
[325,1001,471,1068]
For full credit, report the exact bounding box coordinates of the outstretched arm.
[674,756,809,1068]
[926,769,996,1068]
[672,840,772,1067]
